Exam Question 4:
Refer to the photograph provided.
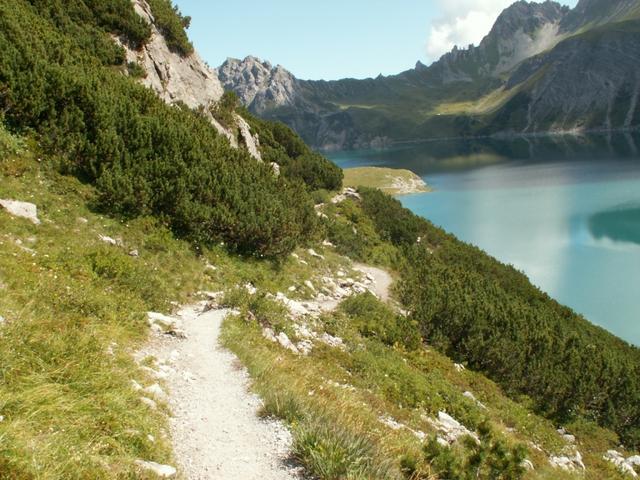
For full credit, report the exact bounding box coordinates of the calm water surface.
[328,134,640,345]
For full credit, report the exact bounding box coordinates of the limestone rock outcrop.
[0,199,40,224]
[114,0,262,160]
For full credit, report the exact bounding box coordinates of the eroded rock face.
[215,56,390,151]
[123,0,224,109]
[115,1,262,161]
[504,28,640,134]
[430,1,569,82]
[234,113,262,162]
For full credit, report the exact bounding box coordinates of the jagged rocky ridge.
[216,0,640,149]
[217,56,391,151]
[427,0,570,82]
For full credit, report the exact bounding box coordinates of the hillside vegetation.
[0,1,639,479]
[2,129,636,478]
[0,0,340,258]
[220,0,640,149]
[321,188,640,448]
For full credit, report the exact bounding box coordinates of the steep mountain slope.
[560,0,640,31]
[426,0,570,82]
[218,0,640,149]
[115,0,268,157]
[482,19,640,134]
[218,56,299,113]
[4,130,638,478]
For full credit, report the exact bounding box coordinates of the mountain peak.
[425,0,570,82]
[561,0,640,31]
[216,56,298,113]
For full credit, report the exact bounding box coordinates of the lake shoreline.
[343,166,431,196]
[332,138,640,346]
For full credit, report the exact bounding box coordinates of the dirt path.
[136,262,393,478]
[353,263,393,301]
[139,304,302,480]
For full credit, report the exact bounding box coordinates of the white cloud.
[426,0,514,60]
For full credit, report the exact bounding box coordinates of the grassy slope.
[221,284,627,480]
[278,4,640,145]
[0,135,206,478]
[0,129,634,479]
[0,128,347,478]
[218,197,631,480]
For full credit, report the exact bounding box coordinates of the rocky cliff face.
[216,56,391,150]
[124,0,223,108]
[560,0,640,31]
[116,0,261,160]
[496,20,640,134]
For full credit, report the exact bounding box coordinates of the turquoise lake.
[328,133,640,346]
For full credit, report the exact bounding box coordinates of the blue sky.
[174,0,578,81]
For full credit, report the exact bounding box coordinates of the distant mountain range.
[216,0,640,150]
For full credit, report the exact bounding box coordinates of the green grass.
[221,289,629,480]
[343,167,430,195]
[0,134,210,478]
[0,129,349,478]
[333,103,381,111]
[432,86,521,117]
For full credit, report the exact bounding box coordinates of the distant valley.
[217,0,640,150]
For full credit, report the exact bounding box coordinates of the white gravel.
[140,305,303,480]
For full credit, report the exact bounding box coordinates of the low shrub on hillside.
[246,116,344,192]
[146,0,193,55]
[340,293,420,349]
[0,0,327,258]
[331,188,640,448]
[416,424,528,480]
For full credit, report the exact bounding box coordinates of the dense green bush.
[359,187,432,248]
[211,91,240,130]
[29,0,151,50]
[327,188,640,448]
[245,115,343,192]
[126,61,146,79]
[418,423,528,480]
[401,244,640,446]
[0,0,321,257]
[340,293,421,349]
[0,122,23,157]
[324,198,400,267]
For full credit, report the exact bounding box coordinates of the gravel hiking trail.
[140,305,303,480]
[353,263,393,301]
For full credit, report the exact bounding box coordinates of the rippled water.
[329,133,640,345]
